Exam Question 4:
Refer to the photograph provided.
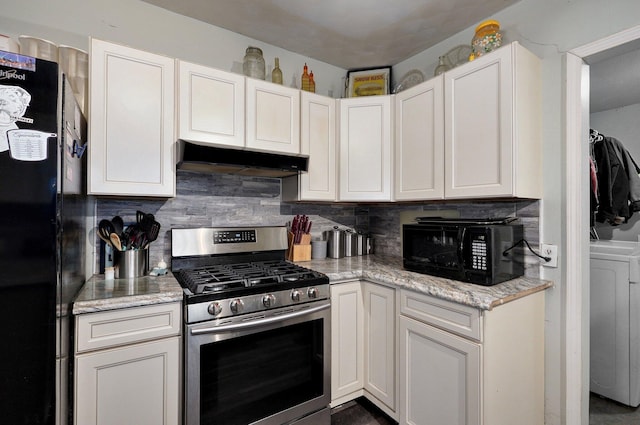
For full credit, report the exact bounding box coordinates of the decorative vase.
[471,20,503,59]
[434,56,450,76]
[272,57,283,84]
[243,46,265,80]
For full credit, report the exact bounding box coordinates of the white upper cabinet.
[298,91,337,201]
[338,95,393,201]
[246,78,301,154]
[395,76,445,200]
[177,60,245,148]
[89,39,175,197]
[444,42,541,199]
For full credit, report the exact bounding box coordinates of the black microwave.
[402,217,524,286]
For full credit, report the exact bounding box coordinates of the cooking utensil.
[136,210,146,224]
[110,233,122,251]
[145,219,161,245]
[98,219,115,246]
[111,215,124,236]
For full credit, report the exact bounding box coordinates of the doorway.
[567,24,640,425]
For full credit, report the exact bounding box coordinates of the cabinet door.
[444,45,513,199]
[246,79,300,154]
[75,336,180,425]
[444,42,541,199]
[89,39,175,197]
[590,258,630,404]
[363,282,396,411]
[178,60,245,147]
[399,316,481,425]
[395,77,444,200]
[338,96,393,201]
[331,282,364,403]
[299,91,337,201]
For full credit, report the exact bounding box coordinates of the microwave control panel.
[470,234,488,271]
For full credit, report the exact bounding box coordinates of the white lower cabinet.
[399,316,481,425]
[331,281,364,403]
[363,282,396,415]
[331,281,397,419]
[74,303,181,425]
[398,289,545,425]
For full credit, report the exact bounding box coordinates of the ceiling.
[587,38,640,113]
[141,0,520,69]
[141,0,640,112]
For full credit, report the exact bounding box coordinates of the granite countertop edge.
[72,272,183,315]
[72,256,553,315]
[304,256,553,311]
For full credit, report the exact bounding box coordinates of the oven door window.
[200,318,324,425]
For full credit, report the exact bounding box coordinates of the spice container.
[471,20,502,60]
[242,46,265,80]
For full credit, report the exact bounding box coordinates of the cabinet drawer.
[76,302,181,353]
[399,290,482,341]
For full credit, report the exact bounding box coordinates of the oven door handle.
[190,302,331,335]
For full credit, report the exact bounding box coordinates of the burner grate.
[177,260,320,295]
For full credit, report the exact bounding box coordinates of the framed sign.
[346,66,391,97]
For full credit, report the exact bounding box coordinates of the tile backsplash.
[96,171,539,277]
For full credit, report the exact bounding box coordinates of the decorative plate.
[394,69,425,93]
[443,45,473,68]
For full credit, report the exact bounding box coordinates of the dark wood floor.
[331,393,640,424]
[331,398,397,425]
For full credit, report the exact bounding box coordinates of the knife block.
[287,232,311,262]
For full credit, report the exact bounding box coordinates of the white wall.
[393,1,640,424]
[591,102,640,241]
[0,0,347,97]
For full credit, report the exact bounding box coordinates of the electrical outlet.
[541,243,558,268]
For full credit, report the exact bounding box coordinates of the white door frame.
[565,24,640,425]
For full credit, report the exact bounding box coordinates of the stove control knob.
[262,294,276,308]
[207,302,222,316]
[307,287,318,299]
[230,299,244,314]
[291,289,302,302]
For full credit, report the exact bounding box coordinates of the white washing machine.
[590,240,640,407]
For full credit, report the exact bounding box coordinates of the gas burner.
[171,226,330,324]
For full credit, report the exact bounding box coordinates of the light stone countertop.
[301,255,553,311]
[72,272,183,315]
[72,255,553,315]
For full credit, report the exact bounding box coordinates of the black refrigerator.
[0,51,89,424]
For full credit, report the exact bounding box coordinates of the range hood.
[177,140,308,178]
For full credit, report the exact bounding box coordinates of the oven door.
[185,301,331,425]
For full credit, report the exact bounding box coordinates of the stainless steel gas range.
[171,226,331,425]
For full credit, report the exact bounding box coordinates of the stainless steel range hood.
[177,140,308,178]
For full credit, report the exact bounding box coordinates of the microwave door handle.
[457,227,466,269]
